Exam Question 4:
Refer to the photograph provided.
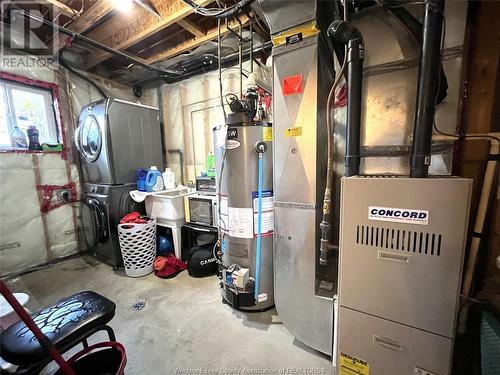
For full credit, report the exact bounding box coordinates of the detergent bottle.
[136,168,148,191]
[162,168,175,190]
[145,166,164,192]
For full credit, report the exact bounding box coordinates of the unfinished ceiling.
[1,0,270,87]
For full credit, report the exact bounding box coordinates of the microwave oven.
[187,194,218,227]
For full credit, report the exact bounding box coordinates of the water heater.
[214,120,274,311]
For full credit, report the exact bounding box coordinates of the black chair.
[0,291,116,374]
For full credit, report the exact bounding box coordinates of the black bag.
[187,244,217,277]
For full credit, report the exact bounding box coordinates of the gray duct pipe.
[328,20,364,177]
[410,0,445,178]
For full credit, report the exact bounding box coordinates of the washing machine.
[81,183,145,268]
[76,98,164,185]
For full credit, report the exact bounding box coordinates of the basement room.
[0,0,499,374]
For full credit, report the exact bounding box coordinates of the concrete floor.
[17,255,333,374]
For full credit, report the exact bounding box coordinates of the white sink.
[153,188,189,198]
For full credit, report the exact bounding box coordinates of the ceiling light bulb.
[110,0,134,12]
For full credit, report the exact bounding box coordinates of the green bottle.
[207,151,215,177]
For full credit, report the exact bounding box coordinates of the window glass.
[0,85,10,146]
[11,88,55,144]
[0,79,60,151]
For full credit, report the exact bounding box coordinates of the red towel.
[154,254,186,279]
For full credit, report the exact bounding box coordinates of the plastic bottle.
[10,126,28,149]
[27,126,41,150]
[137,169,148,191]
[206,151,215,177]
[145,166,164,192]
[162,168,176,190]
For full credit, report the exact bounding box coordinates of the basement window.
[0,78,60,151]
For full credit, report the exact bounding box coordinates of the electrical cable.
[59,52,108,98]
[62,0,85,28]
[182,0,255,19]
[216,17,229,271]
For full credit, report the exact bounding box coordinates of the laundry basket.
[118,219,157,277]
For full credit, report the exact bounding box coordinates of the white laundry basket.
[118,219,157,277]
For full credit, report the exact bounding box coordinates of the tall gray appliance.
[76,98,162,267]
[81,182,145,268]
[214,121,274,311]
[257,0,469,359]
[76,98,164,185]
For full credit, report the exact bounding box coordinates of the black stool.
[0,291,116,374]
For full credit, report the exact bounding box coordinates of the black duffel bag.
[187,244,217,277]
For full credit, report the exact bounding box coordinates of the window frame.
[0,72,65,154]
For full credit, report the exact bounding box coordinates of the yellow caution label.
[340,352,370,375]
[263,127,273,142]
[272,21,320,46]
[285,127,302,137]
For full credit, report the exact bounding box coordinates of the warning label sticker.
[340,352,369,375]
[263,127,273,142]
[252,190,273,237]
[285,127,302,137]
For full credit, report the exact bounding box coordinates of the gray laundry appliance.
[81,183,145,268]
[76,98,164,185]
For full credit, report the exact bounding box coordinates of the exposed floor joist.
[84,0,212,70]
[146,15,250,64]
[32,0,77,17]
[68,0,114,34]
[177,18,206,37]
[52,0,114,55]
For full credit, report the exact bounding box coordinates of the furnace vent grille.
[356,225,442,256]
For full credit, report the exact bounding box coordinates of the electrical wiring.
[182,0,255,18]
[216,18,229,269]
[62,0,85,28]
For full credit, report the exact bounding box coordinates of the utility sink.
[146,187,194,222]
[153,188,189,198]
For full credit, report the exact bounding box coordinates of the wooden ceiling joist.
[52,0,114,55]
[83,0,212,70]
[69,0,114,34]
[32,0,77,17]
[177,18,206,37]
[146,15,250,64]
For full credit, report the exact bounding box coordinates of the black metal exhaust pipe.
[410,0,445,178]
[328,20,364,177]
